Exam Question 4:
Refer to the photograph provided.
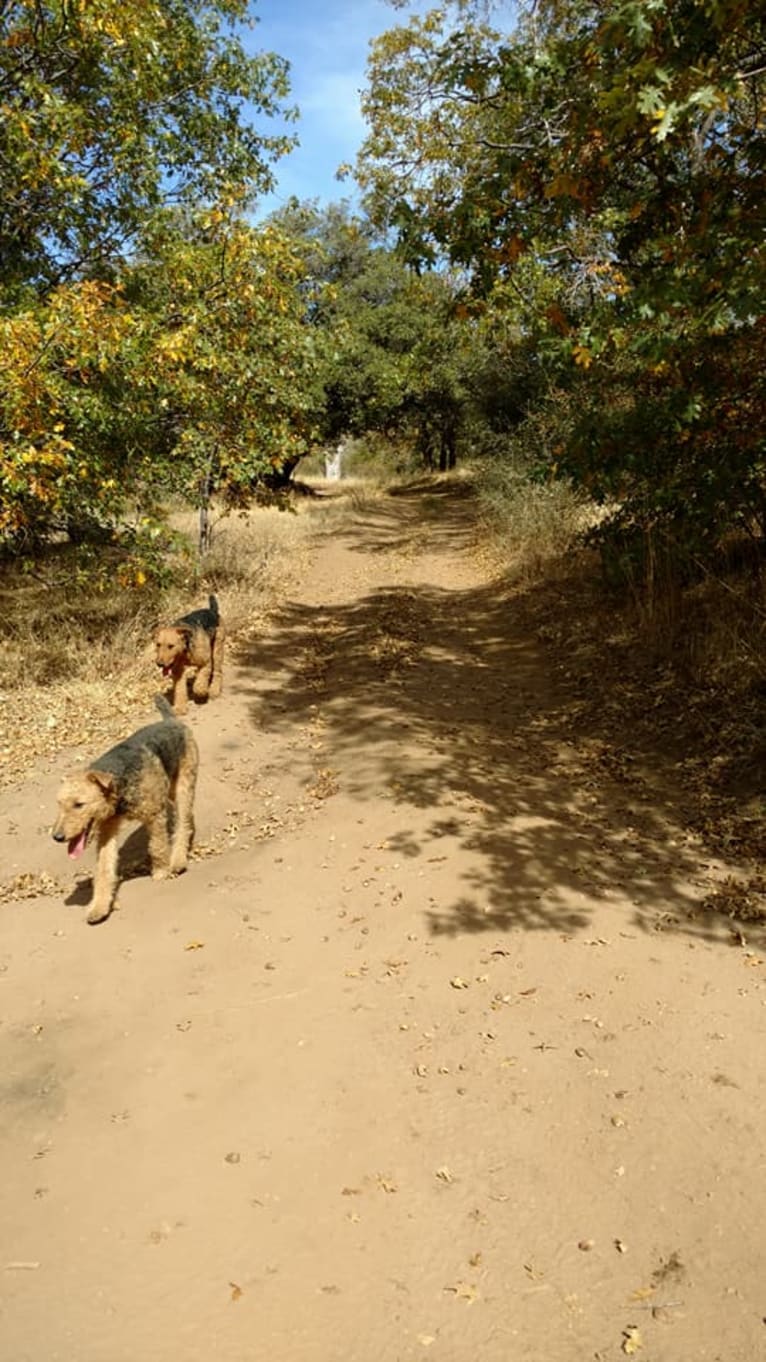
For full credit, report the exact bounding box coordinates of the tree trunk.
[198,458,215,555]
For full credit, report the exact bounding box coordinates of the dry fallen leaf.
[615,1239,628,1254]
[435,1166,454,1184]
[629,1287,655,1303]
[185,940,205,951]
[0,871,62,905]
[622,1325,643,1354]
[229,1281,242,1302]
[444,1281,478,1305]
[450,976,469,990]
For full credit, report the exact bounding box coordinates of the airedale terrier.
[52,696,198,925]
[153,593,225,715]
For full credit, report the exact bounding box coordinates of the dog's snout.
[52,828,66,843]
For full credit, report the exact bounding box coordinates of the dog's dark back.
[91,699,188,791]
[174,594,219,635]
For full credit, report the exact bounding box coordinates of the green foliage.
[356,0,766,550]
[0,0,295,296]
[0,4,319,561]
[0,212,320,558]
[271,200,473,470]
[126,212,320,506]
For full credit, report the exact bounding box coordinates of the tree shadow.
[234,485,763,949]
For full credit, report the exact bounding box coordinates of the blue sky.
[248,0,420,217]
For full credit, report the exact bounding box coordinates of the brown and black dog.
[52,696,198,924]
[153,594,225,715]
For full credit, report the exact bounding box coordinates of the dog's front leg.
[191,657,212,699]
[171,664,189,715]
[88,818,120,924]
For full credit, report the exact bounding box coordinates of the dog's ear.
[176,625,193,643]
[87,769,116,797]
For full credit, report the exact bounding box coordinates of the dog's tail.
[154,694,178,722]
[208,594,220,623]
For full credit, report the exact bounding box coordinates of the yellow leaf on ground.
[622,1325,643,1354]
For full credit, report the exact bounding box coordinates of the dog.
[52,696,199,924]
[153,594,225,715]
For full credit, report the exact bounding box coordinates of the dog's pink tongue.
[68,830,88,860]
[163,666,172,677]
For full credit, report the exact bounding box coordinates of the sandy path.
[1,483,765,1361]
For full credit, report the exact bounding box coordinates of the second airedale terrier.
[153,593,225,715]
[52,696,198,924]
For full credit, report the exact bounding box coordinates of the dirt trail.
[1,483,765,1362]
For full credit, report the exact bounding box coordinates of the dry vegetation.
[475,463,597,578]
[0,501,322,785]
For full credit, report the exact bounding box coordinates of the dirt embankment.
[1,482,765,1362]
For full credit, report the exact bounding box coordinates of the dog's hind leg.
[169,741,199,874]
[88,817,120,924]
[209,622,225,699]
[146,804,172,879]
[136,759,172,878]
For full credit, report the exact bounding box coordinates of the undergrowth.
[475,459,594,576]
[0,503,314,695]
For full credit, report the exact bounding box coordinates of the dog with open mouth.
[51,696,199,924]
[153,594,225,715]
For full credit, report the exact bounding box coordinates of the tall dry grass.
[0,502,319,781]
[476,461,596,576]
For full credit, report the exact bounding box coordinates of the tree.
[129,211,320,543]
[0,0,296,296]
[272,199,473,467]
[356,1,766,546]
[0,211,320,558]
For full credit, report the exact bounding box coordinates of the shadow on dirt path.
[234,481,752,948]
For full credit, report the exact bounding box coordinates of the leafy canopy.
[0,0,296,295]
[356,0,766,537]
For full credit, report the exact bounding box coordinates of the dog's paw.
[169,856,188,876]
[86,903,112,925]
[151,866,170,881]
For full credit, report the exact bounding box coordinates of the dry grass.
[476,464,598,577]
[0,503,317,786]
[637,563,766,692]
